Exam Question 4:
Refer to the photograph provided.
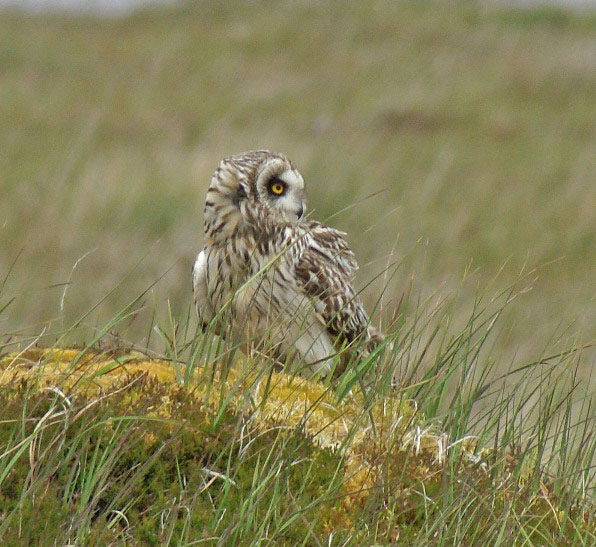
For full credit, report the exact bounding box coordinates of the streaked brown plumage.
[193,150,382,375]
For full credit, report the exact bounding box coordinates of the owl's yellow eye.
[269,180,286,196]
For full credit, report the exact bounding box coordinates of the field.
[0,0,594,358]
[0,0,595,544]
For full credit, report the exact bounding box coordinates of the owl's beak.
[297,205,304,220]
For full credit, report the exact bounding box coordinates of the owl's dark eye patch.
[268,177,286,196]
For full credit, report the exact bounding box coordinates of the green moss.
[0,348,593,543]
[0,372,347,544]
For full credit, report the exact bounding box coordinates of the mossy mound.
[0,348,592,544]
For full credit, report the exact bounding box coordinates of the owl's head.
[207,150,306,233]
[250,151,306,223]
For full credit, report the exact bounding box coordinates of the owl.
[192,150,383,376]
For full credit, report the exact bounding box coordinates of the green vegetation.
[0,316,593,544]
[0,352,345,544]
[0,1,594,366]
[0,0,594,544]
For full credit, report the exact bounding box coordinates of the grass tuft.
[0,296,593,544]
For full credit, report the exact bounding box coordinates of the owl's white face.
[254,157,306,224]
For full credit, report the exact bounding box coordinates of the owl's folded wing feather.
[302,221,358,276]
[294,222,379,348]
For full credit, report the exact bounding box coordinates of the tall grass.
[1,258,592,543]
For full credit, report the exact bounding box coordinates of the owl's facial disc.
[256,160,306,223]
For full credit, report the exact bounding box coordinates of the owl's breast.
[201,234,335,374]
[205,232,297,312]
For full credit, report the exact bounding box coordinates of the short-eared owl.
[193,150,382,375]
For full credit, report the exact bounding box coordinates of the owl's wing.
[294,222,377,348]
[192,249,215,331]
[301,221,359,276]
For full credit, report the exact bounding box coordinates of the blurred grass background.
[0,1,594,380]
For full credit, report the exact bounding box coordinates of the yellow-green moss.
[0,348,592,544]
